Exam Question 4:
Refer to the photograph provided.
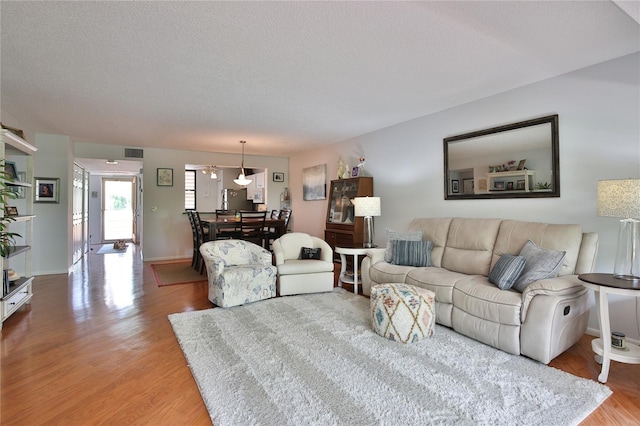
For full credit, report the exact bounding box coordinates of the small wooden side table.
[578,273,640,383]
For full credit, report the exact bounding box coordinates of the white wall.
[33,133,74,274]
[290,53,640,340]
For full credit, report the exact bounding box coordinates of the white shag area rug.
[168,289,611,426]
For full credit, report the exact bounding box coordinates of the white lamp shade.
[597,179,640,219]
[353,197,381,217]
[233,172,252,186]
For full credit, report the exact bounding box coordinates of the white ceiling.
[1,1,639,166]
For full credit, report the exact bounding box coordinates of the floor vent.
[125,148,143,158]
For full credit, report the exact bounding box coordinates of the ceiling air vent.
[125,148,143,158]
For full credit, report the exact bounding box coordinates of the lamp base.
[613,219,640,280]
[363,216,375,248]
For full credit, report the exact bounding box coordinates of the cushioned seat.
[200,240,277,308]
[370,283,436,344]
[272,232,334,296]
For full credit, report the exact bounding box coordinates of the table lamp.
[354,196,381,248]
[597,179,640,280]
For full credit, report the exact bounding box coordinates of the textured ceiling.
[1,1,639,161]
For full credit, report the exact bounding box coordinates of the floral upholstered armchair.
[199,240,277,308]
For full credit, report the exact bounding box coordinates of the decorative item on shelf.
[597,179,640,280]
[0,163,20,257]
[337,156,345,179]
[342,163,351,179]
[4,206,18,216]
[517,159,527,170]
[516,180,526,190]
[353,196,381,248]
[356,157,366,176]
[233,141,252,186]
[535,181,552,190]
[611,331,626,349]
[351,166,359,177]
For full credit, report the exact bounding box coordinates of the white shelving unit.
[1,129,37,330]
[486,170,535,192]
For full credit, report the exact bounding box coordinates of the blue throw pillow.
[384,229,423,263]
[392,240,433,267]
[489,254,526,290]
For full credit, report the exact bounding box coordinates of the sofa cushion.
[277,259,334,275]
[384,229,423,263]
[300,247,321,260]
[489,254,526,290]
[452,276,522,327]
[369,261,415,285]
[392,240,433,267]
[491,220,582,276]
[441,218,502,276]
[512,240,565,292]
[408,217,452,267]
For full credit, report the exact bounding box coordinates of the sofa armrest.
[521,275,587,322]
[365,247,387,265]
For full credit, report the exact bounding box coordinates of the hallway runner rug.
[168,289,611,426]
[151,261,207,287]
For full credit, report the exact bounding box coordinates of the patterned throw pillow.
[512,240,566,292]
[392,240,433,267]
[384,229,423,263]
[300,247,321,260]
[489,254,526,290]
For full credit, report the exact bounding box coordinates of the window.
[185,169,196,210]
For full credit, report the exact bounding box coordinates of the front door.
[102,178,135,242]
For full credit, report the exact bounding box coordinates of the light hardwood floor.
[1,244,639,425]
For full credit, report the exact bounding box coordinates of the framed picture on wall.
[34,177,60,203]
[273,172,284,182]
[302,164,327,201]
[157,168,173,186]
[451,180,459,193]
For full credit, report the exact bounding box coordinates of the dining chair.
[279,208,292,231]
[215,209,241,240]
[239,211,268,247]
[193,211,211,273]
[186,210,199,268]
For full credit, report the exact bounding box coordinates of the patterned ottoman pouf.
[370,283,436,344]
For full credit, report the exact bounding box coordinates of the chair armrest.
[521,275,587,322]
[311,237,333,262]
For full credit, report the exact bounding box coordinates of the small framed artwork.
[4,161,18,180]
[493,181,505,190]
[272,172,284,182]
[5,206,18,216]
[451,179,459,193]
[463,178,474,194]
[507,182,514,190]
[516,180,526,190]
[517,159,527,170]
[157,168,173,186]
[351,166,359,177]
[34,177,60,203]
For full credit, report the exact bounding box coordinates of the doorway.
[102,177,137,242]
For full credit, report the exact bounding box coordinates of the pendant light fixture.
[201,166,218,179]
[233,140,252,186]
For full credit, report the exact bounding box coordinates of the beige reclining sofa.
[361,217,598,364]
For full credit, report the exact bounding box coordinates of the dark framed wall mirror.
[443,114,560,200]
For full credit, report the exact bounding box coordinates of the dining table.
[199,214,287,242]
